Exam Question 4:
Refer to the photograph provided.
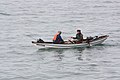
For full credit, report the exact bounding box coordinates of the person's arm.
[72,34,78,39]
[58,35,64,41]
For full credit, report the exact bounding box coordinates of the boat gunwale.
[32,35,108,45]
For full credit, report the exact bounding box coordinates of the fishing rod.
[25,33,41,40]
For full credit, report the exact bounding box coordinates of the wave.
[0,12,11,16]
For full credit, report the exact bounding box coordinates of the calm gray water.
[0,0,120,80]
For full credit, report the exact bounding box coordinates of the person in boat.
[71,30,83,43]
[53,31,64,44]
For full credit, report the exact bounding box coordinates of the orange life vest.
[53,33,59,41]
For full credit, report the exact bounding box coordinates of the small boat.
[32,35,109,48]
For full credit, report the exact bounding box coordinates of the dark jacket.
[53,34,64,44]
[73,33,83,41]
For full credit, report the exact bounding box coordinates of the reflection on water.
[37,48,85,61]
[74,48,85,60]
[54,49,64,61]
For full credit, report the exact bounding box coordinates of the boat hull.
[32,35,109,48]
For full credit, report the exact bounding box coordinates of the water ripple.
[0,12,11,16]
[0,0,120,80]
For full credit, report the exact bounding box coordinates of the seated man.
[71,30,83,43]
[53,31,64,44]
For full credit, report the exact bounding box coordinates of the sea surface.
[0,0,120,80]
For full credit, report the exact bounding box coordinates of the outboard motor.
[93,36,99,40]
[87,36,99,41]
[87,36,93,41]
[37,38,44,43]
[86,36,93,44]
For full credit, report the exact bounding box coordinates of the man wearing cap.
[53,31,64,44]
[71,30,83,43]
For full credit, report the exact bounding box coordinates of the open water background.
[0,0,120,80]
